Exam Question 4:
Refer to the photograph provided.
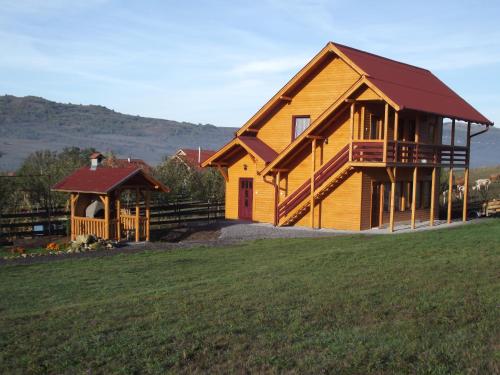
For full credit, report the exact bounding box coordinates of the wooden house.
[203,42,493,231]
[52,153,169,241]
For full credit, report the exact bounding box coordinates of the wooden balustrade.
[351,141,468,167]
[72,217,107,239]
[120,214,148,240]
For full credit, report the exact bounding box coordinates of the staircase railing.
[277,144,350,220]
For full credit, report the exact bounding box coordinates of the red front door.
[238,178,253,220]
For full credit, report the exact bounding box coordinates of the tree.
[153,157,225,202]
[12,147,95,211]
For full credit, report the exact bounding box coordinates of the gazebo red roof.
[52,166,168,194]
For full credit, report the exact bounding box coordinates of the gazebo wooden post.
[135,188,140,242]
[115,190,121,241]
[387,167,396,232]
[103,194,110,240]
[145,190,151,241]
[70,193,78,240]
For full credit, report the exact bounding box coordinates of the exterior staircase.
[277,144,354,226]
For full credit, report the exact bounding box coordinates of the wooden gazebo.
[52,155,169,242]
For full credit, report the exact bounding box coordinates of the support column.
[383,103,389,162]
[116,191,121,241]
[378,183,384,228]
[70,193,76,241]
[274,171,281,226]
[104,194,110,240]
[447,119,455,224]
[463,121,471,222]
[349,102,355,161]
[145,190,151,241]
[135,188,140,242]
[430,167,437,226]
[411,167,418,229]
[387,167,396,232]
[310,138,317,228]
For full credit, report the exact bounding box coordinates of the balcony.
[350,140,468,167]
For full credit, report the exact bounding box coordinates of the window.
[293,116,310,139]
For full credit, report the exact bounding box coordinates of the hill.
[0,95,498,170]
[0,95,237,170]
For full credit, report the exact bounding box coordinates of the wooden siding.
[256,56,360,152]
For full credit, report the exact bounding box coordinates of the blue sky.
[0,0,498,127]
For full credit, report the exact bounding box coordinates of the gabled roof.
[236,42,492,137]
[202,136,278,166]
[332,42,493,125]
[102,157,152,174]
[175,149,216,170]
[52,166,169,194]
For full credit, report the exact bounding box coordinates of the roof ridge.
[331,42,431,73]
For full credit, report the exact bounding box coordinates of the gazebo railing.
[72,216,107,239]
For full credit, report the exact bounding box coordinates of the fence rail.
[0,200,225,239]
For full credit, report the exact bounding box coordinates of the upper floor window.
[293,116,310,140]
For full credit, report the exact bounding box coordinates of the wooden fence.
[0,200,225,239]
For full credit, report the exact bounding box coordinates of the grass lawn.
[0,221,499,374]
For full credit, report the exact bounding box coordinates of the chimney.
[90,152,104,170]
[198,146,201,165]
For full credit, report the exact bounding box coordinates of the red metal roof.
[238,136,278,163]
[333,42,493,125]
[177,149,216,169]
[52,166,168,194]
[102,157,152,174]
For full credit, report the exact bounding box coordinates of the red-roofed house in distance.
[173,148,216,170]
[203,42,493,231]
[52,153,169,242]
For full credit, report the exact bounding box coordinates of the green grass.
[1,221,499,374]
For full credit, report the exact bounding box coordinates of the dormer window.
[292,116,310,140]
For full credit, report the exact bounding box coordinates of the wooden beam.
[463,122,471,222]
[389,170,396,233]
[450,119,456,166]
[274,171,281,226]
[360,105,365,140]
[447,168,453,224]
[215,164,229,182]
[104,195,109,240]
[116,193,121,241]
[145,190,151,241]
[430,167,436,226]
[135,188,140,242]
[244,128,259,133]
[383,103,389,162]
[411,167,418,229]
[349,102,355,161]
[310,138,317,229]
[306,135,325,140]
[279,95,292,102]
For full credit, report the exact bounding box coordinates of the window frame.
[291,115,311,141]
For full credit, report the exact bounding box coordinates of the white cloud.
[230,56,307,75]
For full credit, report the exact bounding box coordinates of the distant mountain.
[0,95,237,170]
[442,121,500,167]
[0,95,498,170]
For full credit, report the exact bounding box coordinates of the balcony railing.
[351,141,468,167]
